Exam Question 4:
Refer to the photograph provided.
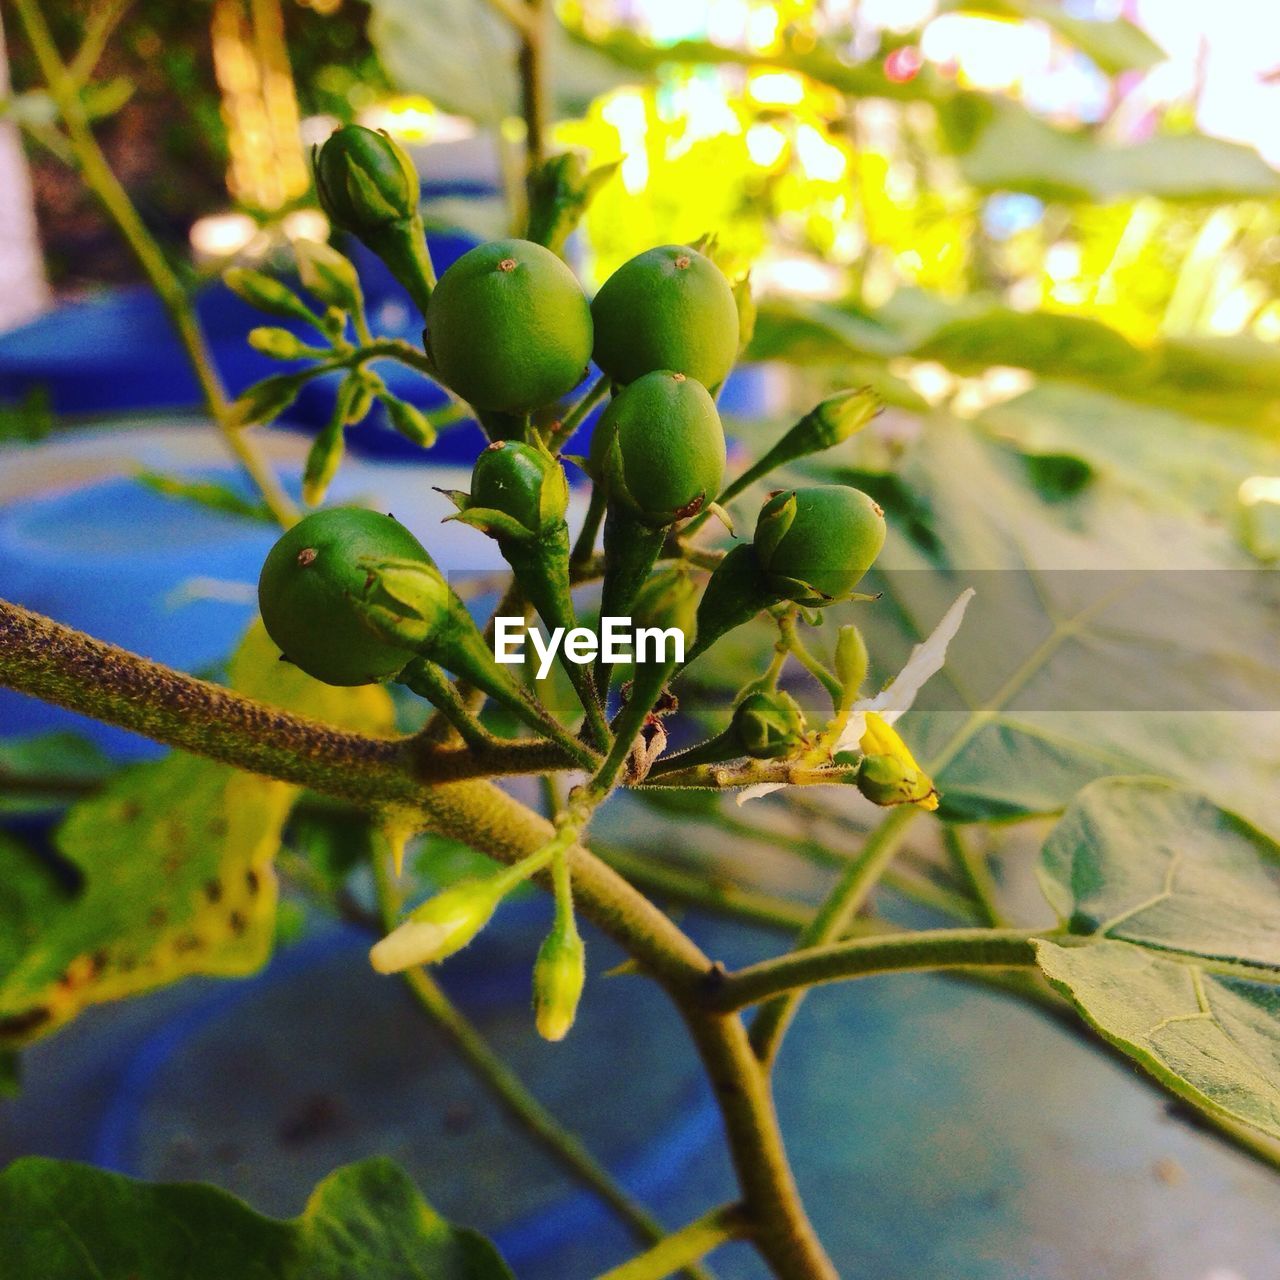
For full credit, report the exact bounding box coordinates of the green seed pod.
[591,245,739,388]
[598,371,725,528]
[855,753,922,808]
[733,689,808,759]
[755,485,886,606]
[532,921,586,1042]
[313,125,436,314]
[425,238,593,413]
[257,507,429,686]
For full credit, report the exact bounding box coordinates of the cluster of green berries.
[248,125,907,1038]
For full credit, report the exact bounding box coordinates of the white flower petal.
[834,587,975,752]
[736,781,786,805]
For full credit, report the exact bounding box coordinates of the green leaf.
[1033,776,1280,1139]
[0,1156,514,1280]
[0,624,394,1048]
[0,732,113,814]
[939,0,1165,76]
[135,471,276,523]
[812,417,1280,831]
[366,0,631,124]
[948,99,1280,202]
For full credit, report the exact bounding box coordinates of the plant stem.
[518,0,551,173]
[749,804,919,1064]
[370,856,694,1269]
[942,823,1006,927]
[12,0,297,528]
[0,600,836,1276]
[709,927,1043,1012]
[547,372,610,453]
[595,1204,747,1280]
[571,486,608,567]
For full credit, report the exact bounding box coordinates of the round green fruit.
[591,245,739,389]
[598,370,725,527]
[754,484,886,606]
[425,238,592,413]
[258,507,427,685]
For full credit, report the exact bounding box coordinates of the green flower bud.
[834,624,869,698]
[257,507,430,685]
[854,754,922,808]
[224,267,318,327]
[294,237,365,316]
[733,689,808,759]
[247,326,314,361]
[229,370,309,427]
[532,922,585,1042]
[754,484,886,606]
[526,151,618,257]
[369,878,503,973]
[381,395,437,449]
[598,371,725,528]
[315,125,420,237]
[458,440,569,539]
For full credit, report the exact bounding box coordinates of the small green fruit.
[425,239,592,413]
[597,371,725,527]
[257,507,427,686]
[591,245,739,388]
[468,439,568,536]
[754,485,886,606]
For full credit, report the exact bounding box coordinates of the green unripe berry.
[590,245,739,389]
[314,125,420,236]
[257,507,428,686]
[597,371,725,527]
[733,690,808,759]
[754,485,886,606]
[425,239,592,413]
[469,439,568,536]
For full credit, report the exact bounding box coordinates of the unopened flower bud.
[369,878,503,973]
[315,125,420,236]
[733,689,808,759]
[532,923,586,1041]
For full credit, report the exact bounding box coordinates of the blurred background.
[2,2,1280,1278]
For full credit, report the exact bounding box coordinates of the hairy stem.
[12,0,297,527]
[709,927,1043,1012]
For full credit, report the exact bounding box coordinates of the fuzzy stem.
[709,928,1043,1012]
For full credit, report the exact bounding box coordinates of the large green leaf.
[1033,777,1280,1139]
[0,623,394,1048]
[366,0,631,124]
[0,731,113,815]
[0,1156,513,1280]
[948,98,1280,202]
[751,289,1280,431]
[813,415,1280,831]
[940,0,1164,75]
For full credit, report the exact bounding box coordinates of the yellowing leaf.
[0,621,395,1048]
